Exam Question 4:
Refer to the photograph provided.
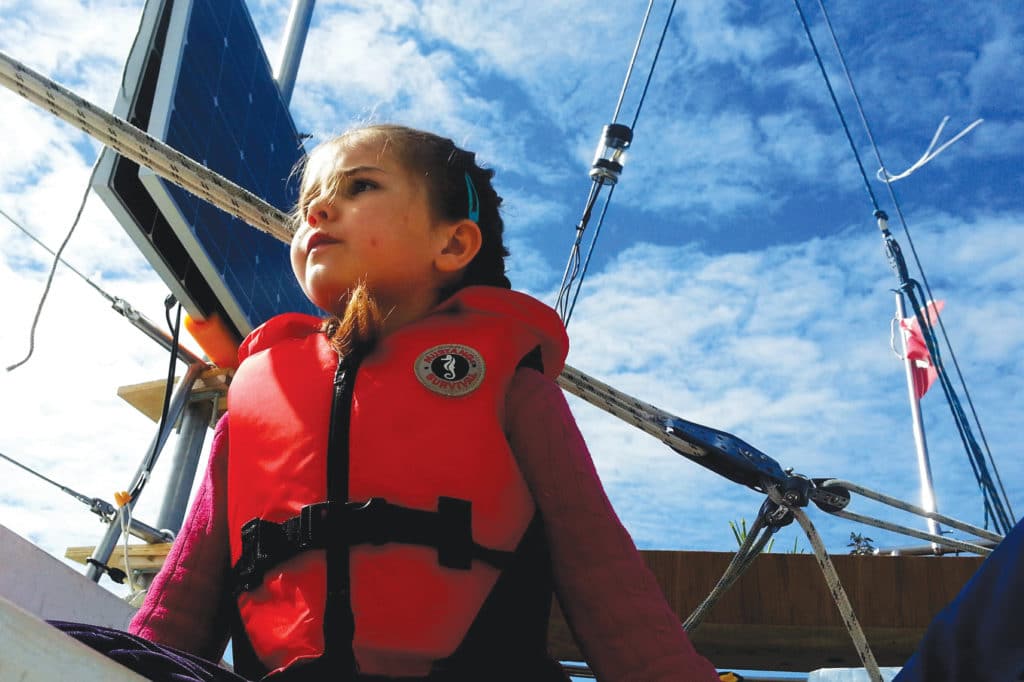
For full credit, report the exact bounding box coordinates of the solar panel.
[142,0,315,335]
[93,0,315,340]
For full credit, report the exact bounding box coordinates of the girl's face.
[291,138,451,318]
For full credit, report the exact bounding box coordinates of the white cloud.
[563,210,1024,549]
[967,29,1024,113]
[674,0,786,66]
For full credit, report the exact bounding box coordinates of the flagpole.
[895,291,943,552]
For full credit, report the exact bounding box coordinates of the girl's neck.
[376,290,443,338]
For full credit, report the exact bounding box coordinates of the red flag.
[900,300,944,399]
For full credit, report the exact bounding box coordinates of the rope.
[4,158,100,372]
[2,43,1000,551]
[683,506,778,633]
[557,365,706,458]
[775,488,884,682]
[877,117,984,183]
[560,363,1001,558]
[125,300,183,502]
[119,504,139,594]
[0,50,294,244]
[0,48,697,472]
[823,479,1004,543]
[831,509,992,556]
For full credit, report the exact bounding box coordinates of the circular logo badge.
[414,344,486,397]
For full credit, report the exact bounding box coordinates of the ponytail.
[321,283,383,358]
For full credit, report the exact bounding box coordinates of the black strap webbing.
[324,353,359,674]
[232,496,515,593]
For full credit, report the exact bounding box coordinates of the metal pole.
[275,0,315,106]
[110,298,205,366]
[86,361,208,582]
[895,292,943,550]
[153,397,215,534]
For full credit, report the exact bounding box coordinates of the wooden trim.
[116,368,232,425]
[65,542,174,572]
[548,549,983,671]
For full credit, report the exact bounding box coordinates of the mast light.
[589,123,633,184]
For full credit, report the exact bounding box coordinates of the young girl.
[57,124,718,681]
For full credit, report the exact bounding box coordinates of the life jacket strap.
[232,496,515,593]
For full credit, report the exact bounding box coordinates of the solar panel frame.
[92,0,218,323]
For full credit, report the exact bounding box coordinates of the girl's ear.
[435,219,482,273]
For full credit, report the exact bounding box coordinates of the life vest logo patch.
[415,344,485,397]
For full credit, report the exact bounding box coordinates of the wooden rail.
[549,549,982,671]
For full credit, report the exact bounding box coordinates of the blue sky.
[1,0,1022,612]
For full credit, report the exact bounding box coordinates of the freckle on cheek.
[369,237,379,247]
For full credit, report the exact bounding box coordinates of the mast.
[275,0,315,106]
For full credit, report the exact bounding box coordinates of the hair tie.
[464,172,480,223]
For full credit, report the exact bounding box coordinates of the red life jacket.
[226,287,568,677]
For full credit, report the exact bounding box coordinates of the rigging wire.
[627,0,677,132]
[124,296,183,504]
[564,186,616,323]
[0,451,116,522]
[812,0,1014,532]
[2,203,205,365]
[611,0,655,124]
[0,207,115,304]
[793,0,1014,532]
[555,0,677,326]
[790,0,880,213]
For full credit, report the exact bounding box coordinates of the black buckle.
[298,502,331,550]
[237,518,287,592]
[436,497,473,569]
[345,497,389,545]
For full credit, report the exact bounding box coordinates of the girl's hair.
[321,281,382,358]
[295,124,510,355]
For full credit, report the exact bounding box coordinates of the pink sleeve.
[128,413,232,661]
[506,369,719,682]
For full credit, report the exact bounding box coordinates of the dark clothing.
[51,620,247,682]
[895,517,1024,681]
[53,620,566,681]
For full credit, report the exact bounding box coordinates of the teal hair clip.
[464,172,480,223]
